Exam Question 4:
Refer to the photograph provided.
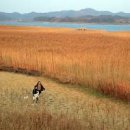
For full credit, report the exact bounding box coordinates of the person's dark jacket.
[32,84,45,95]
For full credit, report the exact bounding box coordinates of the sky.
[0,0,130,13]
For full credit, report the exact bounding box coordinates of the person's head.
[37,81,41,86]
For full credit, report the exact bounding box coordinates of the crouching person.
[32,81,45,103]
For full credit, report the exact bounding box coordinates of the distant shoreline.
[1,20,130,25]
[1,25,130,33]
[0,23,130,32]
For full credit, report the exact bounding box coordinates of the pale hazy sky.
[0,0,129,13]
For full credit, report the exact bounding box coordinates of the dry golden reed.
[1,71,130,130]
[0,26,130,101]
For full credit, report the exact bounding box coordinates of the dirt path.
[0,71,130,130]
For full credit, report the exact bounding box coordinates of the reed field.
[0,72,84,130]
[0,71,130,130]
[0,26,130,101]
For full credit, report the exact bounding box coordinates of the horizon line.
[0,8,130,14]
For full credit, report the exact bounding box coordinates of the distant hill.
[0,8,130,24]
[0,13,12,21]
[34,15,130,24]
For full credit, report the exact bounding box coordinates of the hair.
[35,81,41,87]
[34,81,44,91]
